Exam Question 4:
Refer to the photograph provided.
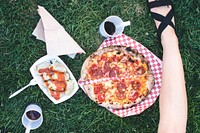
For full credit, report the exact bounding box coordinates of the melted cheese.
[87,49,151,106]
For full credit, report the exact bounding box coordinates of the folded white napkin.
[32,6,85,58]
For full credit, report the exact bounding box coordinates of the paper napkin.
[32,6,85,58]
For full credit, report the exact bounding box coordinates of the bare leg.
[148,0,188,132]
[159,29,187,133]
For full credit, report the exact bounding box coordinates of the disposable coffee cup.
[22,104,43,133]
[99,15,130,38]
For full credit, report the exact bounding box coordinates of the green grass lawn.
[1,0,200,132]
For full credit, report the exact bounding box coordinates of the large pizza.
[80,46,154,109]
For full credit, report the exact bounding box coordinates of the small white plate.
[30,55,79,104]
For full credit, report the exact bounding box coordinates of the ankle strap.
[147,0,172,9]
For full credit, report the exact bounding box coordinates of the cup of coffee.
[22,104,43,133]
[99,15,130,38]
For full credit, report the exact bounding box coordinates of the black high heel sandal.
[147,0,176,42]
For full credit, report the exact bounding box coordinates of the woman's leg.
[147,0,188,132]
[158,28,187,133]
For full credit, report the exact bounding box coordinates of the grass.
[0,0,200,132]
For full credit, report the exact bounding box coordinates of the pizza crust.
[147,70,155,91]
[80,57,91,81]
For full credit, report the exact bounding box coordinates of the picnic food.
[80,46,154,109]
[36,60,74,100]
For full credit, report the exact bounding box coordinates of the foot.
[148,0,177,43]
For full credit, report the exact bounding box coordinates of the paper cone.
[32,6,85,58]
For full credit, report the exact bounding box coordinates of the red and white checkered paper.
[78,34,162,117]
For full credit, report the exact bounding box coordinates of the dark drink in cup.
[104,21,116,35]
[26,110,41,120]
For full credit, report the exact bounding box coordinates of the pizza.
[36,60,74,100]
[80,46,154,109]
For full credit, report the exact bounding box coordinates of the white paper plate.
[30,55,79,104]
